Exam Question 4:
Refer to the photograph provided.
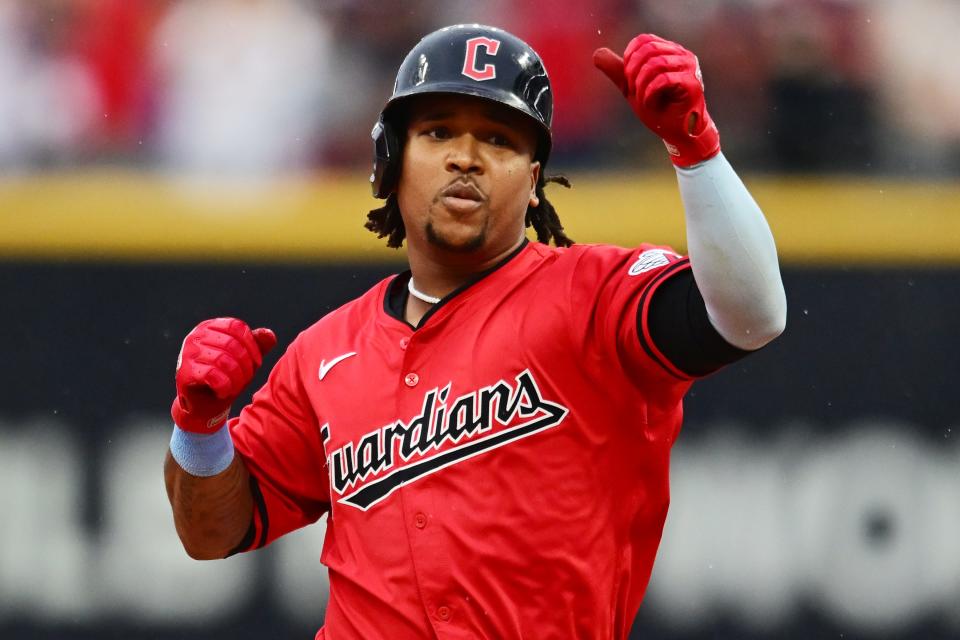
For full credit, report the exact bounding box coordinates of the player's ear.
[529,161,541,208]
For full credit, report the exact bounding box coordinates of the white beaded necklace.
[407,278,441,305]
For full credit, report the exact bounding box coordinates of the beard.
[425,219,487,253]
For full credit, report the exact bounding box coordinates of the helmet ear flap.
[370,118,402,199]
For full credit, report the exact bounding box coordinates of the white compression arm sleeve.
[675,152,787,351]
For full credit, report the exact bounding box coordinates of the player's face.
[397,94,541,260]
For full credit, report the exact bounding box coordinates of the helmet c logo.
[462,37,500,81]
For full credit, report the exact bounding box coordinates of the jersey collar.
[384,239,530,330]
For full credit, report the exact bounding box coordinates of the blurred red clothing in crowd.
[509,0,628,159]
[71,0,169,148]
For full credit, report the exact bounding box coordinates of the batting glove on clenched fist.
[171,317,277,433]
[594,34,720,167]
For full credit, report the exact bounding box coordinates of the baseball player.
[164,25,786,639]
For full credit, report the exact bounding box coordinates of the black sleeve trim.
[642,269,752,377]
[224,474,270,558]
[250,475,270,550]
[223,474,269,557]
[636,260,695,380]
[225,521,256,558]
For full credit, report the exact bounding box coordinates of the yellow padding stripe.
[1,172,958,264]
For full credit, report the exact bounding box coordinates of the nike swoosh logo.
[319,352,357,381]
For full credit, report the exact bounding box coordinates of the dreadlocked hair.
[364,173,574,249]
[364,193,406,249]
[527,174,573,247]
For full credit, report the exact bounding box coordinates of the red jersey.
[230,240,696,639]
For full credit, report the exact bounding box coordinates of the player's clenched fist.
[593,34,720,167]
[171,317,277,433]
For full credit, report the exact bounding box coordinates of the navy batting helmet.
[370,24,553,199]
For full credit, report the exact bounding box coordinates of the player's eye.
[487,133,512,147]
[424,126,451,140]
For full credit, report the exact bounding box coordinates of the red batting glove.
[594,34,720,167]
[171,317,277,433]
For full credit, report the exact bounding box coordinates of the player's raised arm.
[594,35,786,352]
[164,317,277,559]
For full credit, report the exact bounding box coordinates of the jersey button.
[436,605,451,621]
[414,512,427,529]
[404,372,419,387]
[399,337,410,350]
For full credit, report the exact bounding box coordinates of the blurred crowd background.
[1,0,958,179]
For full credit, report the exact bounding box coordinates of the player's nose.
[445,134,483,175]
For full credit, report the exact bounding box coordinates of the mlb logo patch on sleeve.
[628,249,681,276]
